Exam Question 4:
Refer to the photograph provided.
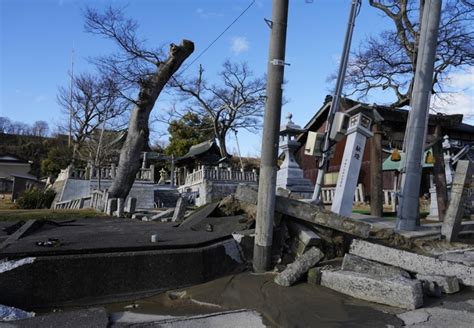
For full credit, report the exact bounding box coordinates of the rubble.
[341,254,410,279]
[286,221,322,256]
[0,304,35,321]
[397,302,474,327]
[274,247,324,287]
[234,184,372,238]
[320,270,423,309]
[150,208,175,221]
[171,197,187,223]
[179,202,219,228]
[415,274,460,294]
[349,239,474,286]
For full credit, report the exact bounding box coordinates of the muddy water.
[105,272,405,327]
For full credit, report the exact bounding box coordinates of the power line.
[182,0,256,73]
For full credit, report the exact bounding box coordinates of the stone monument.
[276,113,314,198]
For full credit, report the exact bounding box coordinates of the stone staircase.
[154,188,180,208]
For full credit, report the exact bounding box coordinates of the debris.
[419,280,442,297]
[397,304,474,327]
[415,274,460,294]
[205,224,213,232]
[341,254,410,279]
[131,213,147,220]
[0,304,35,321]
[438,250,474,267]
[307,267,323,285]
[234,184,371,238]
[150,208,175,221]
[441,160,473,242]
[36,238,61,247]
[0,219,37,251]
[349,239,474,286]
[274,247,324,287]
[179,202,219,228]
[320,270,423,309]
[150,234,158,243]
[287,221,322,256]
[171,197,187,223]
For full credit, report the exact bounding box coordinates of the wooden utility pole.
[253,0,289,273]
[432,124,448,221]
[370,122,383,217]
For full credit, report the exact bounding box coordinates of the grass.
[0,209,107,222]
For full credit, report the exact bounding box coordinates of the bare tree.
[171,61,266,158]
[0,117,12,134]
[10,121,31,135]
[343,0,474,107]
[84,7,194,199]
[58,72,129,160]
[31,120,49,137]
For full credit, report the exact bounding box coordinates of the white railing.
[62,165,155,182]
[321,183,365,205]
[182,166,258,187]
[90,189,106,211]
[54,195,91,210]
[383,189,397,212]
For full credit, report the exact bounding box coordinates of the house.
[296,97,474,204]
[0,153,43,199]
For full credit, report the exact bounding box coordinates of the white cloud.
[34,95,48,103]
[230,36,249,55]
[431,68,474,124]
[196,8,223,19]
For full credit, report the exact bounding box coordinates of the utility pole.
[253,0,289,273]
[68,46,75,148]
[312,0,361,203]
[397,0,442,231]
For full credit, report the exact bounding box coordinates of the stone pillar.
[116,198,124,217]
[370,123,383,217]
[432,125,448,221]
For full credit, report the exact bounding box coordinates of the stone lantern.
[276,113,314,198]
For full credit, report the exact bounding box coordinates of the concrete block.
[172,197,187,223]
[287,221,321,256]
[349,239,474,286]
[438,250,474,267]
[274,247,324,287]
[342,254,410,279]
[320,270,423,309]
[106,198,117,216]
[150,208,174,221]
[131,213,147,220]
[416,274,460,294]
[307,267,323,285]
[116,198,124,217]
[125,197,137,213]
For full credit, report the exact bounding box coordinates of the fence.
[321,184,365,205]
[182,166,258,187]
[58,165,155,182]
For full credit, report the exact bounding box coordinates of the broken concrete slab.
[235,184,371,238]
[438,250,474,267]
[349,239,474,286]
[320,270,423,309]
[342,254,410,279]
[287,221,322,256]
[274,247,324,287]
[442,160,472,242]
[415,274,460,294]
[397,305,474,327]
[171,197,187,223]
[150,208,175,221]
[179,202,219,228]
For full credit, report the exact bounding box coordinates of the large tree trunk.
[108,40,194,199]
[216,134,229,159]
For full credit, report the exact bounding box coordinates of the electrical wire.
[181,0,256,73]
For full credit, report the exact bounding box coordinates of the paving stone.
[416,274,460,294]
[320,270,423,309]
[274,247,324,287]
[342,254,410,279]
[349,239,474,286]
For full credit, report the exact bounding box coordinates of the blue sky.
[1,0,472,156]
